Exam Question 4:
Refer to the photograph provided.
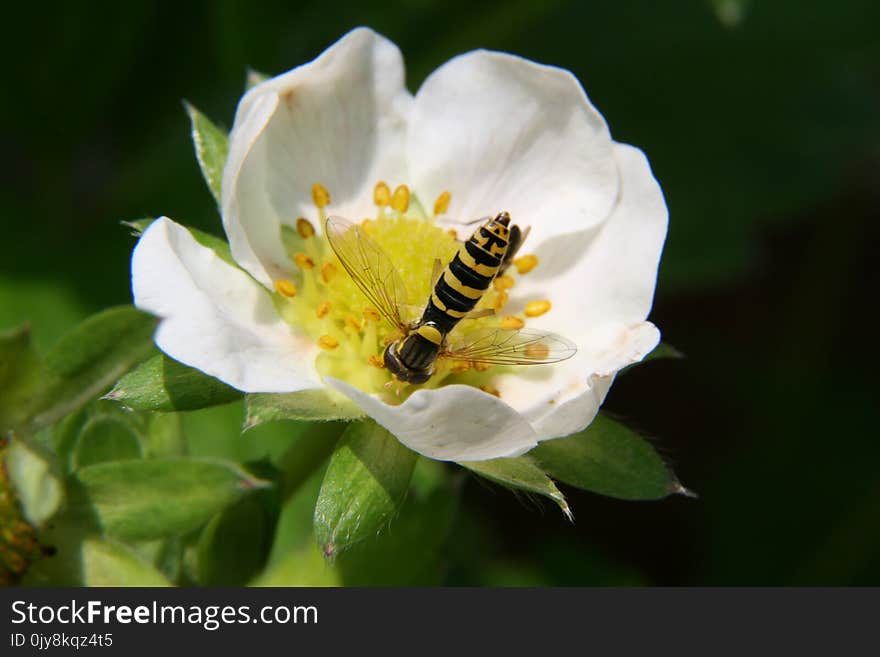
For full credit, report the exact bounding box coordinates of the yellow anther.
[367,354,385,369]
[493,291,509,310]
[363,308,380,322]
[514,254,539,275]
[318,335,339,350]
[361,219,374,234]
[447,228,458,240]
[451,361,471,373]
[525,300,552,317]
[493,275,515,291]
[312,183,330,208]
[480,385,500,398]
[316,300,331,318]
[345,314,363,331]
[294,252,315,269]
[274,279,297,298]
[296,217,315,238]
[374,181,391,207]
[433,191,451,215]
[390,184,410,213]
[321,262,337,283]
[525,342,550,359]
[500,315,525,330]
[474,362,492,372]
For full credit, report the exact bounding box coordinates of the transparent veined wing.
[324,216,408,330]
[443,327,577,366]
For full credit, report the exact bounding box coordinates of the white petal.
[131,217,321,393]
[408,50,618,246]
[327,378,539,462]
[222,27,413,287]
[510,143,668,337]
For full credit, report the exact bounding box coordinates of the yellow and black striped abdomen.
[422,214,510,333]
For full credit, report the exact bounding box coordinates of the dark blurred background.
[2,1,878,584]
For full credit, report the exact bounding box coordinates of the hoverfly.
[325,212,576,385]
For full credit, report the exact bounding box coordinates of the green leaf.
[70,458,270,541]
[146,412,186,458]
[73,415,143,468]
[196,495,273,585]
[245,389,363,429]
[5,437,64,526]
[0,324,46,434]
[24,306,157,433]
[106,354,242,412]
[459,456,571,519]
[185,102,228,204]
[532,413,690,500]
[81,538,172,586]
[313,421,417,556]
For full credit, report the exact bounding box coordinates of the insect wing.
[443,327,577,366]
[324,216,408,330]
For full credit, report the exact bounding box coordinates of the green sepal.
[69,457,271,541]
[245,390,364,429]
[532,413,692,500]
[184,102,228,204]
[313,420,417,556]
[245,69,269,89]
[459,455,571,519]
[106,354,243,412]
[0,324,44,435]
[620,341,684,375]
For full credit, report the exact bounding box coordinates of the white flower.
[131,27,667,462]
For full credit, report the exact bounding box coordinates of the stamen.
[474,362,491,372]
[345,314,363,331]
[318,335,339,350]
[367,354,385,368]
[525,300,551,317]
[296,218,315,239]
[363,308,380,322]
[374,181,391,207]
[433,191,451,215]
[390,185,410,213]
[480,385,500,398]
[500,315,525,330]
[447,228,458,240]
[294,253,315,270]
[493,275,515,291]
[321,262,337,283]
[274,279,297,298]
[514,254,539,274]
[493,291,509,311]
[316,300,331,318]
[451,361,471,373]
[361,219,374,234]
[312,183,330,208]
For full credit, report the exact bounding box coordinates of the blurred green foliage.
[1,0,878,584]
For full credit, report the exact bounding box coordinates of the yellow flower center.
[272,182,550,402]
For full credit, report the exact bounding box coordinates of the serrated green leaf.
[106,354,242,412]
[185,102,228,204]
[70,458,270,541]
[196,495,272,585]
[81,538,172,586]
[19,306,157,433]
[459,456,571,519]
[532,413,689,500]
[313,420,417,556]
[5,437,64,526]
[73,415,143,468]
[245,389,363,428]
